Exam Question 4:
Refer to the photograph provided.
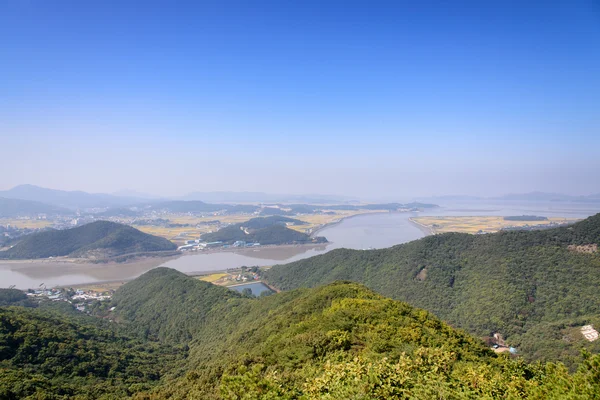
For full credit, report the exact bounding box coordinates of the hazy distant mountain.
[415,192,600,203]
[150,200,259,214]
[0,197,72,218]
[414,195,483,202]
[111,189,164,200]
[494,191,573,201]
[181,191,357,204]
[494,191,600,202]
[0,185,150,210]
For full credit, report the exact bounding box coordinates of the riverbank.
[179,242,328,256]
[408,217,435,235]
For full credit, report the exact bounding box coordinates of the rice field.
[411,216,579,234]
[0,218,54,229]
[198,273,229,283]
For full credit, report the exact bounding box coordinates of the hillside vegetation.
[201,216,323,245]
[111,267,241,343]
[0,306,182,399]
[2,268,600,398]
[0,221,177,260]
[265,213,600,366]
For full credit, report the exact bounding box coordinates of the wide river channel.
[2,201,599,289]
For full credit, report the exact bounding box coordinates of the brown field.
[0,218,54,229]
[411,216,579,234]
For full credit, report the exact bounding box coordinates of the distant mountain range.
[0,185,150,210]
[1,185,598,215]
[416,191,600,203]
[494,191,600,202]
[0,197,72,218]
[180,191,358,204]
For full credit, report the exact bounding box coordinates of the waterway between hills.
[2,200,600,289]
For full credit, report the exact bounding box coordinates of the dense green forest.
[0,221,177,260]
[265,213,600,367]
[201,216,324,245]
[2,268,599,398]
[111,267,242,343]
[0,306,183,399]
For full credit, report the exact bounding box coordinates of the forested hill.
[3,268,600,398]
[264,213,600,366]
[200,216,324,245]
[111,267,241,343]
[0,220,177,260]
[0,306,181,399]
[111,269,599,398]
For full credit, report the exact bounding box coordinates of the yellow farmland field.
[411,216,579,234]
[0,218,54,229]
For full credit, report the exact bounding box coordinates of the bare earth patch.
[568,244,598,254]
[581,325,599,342]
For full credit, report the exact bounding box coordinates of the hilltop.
[264,213,600,366]
[200,216,324,245]
[111,267,241,342]
[0,220,177,260]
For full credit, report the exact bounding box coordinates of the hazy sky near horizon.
[1,0,599,199]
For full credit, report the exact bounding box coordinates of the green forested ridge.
[0,221,177,259]
[2,268,600,398]
[265,213,600,366]
[111,268,241,343]
[0,306,182,400]
[201,217,322,245]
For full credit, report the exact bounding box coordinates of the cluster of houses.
[25,287,114,313]
[178,240,261,252]
[26,288,66,301]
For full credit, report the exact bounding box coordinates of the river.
[2,200,599,289]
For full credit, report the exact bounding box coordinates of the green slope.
[264,213,600,366]
[111,269,599,399]
[0,306,181,399]
[111,267,241,343]
[3,268,600,399]
[0,220,177,260]
[201,217,322,245]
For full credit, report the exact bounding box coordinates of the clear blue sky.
[1,0,599,198]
